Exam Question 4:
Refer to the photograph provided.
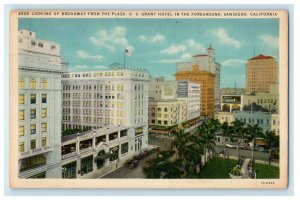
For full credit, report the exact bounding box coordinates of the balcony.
[62,151,77,159]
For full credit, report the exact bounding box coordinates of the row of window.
[62,84,125,91]
[19,137,47,153]
[63,100,125,108]
[19,79,48,89]
[19,94,47,104]
[18,37,56,50]
[19,109,47,120]
[19,123,47,136]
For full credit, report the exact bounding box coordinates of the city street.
[102,152,157,179]
[214,146,269,162]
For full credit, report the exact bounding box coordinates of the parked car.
[128,160,139,169]
[255,145,267,152]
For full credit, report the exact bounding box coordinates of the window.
[42,94,47,103]
[31,140,36,150]
[30,124,36,135]
[51,45,56,50]
[164,108,168,112]
[30,94,36,104]
[19,142,25,153]
[41,123,47,132]
[31,40,36,46]
[19,126,25,136]
[19,79,25,89]
[19,94,25,104]
[41,137,47,147]
[30,109,36,119]
[19,110,25,120]
[38,42,44,47]
[30,79,36,89]
[41,80,48,89]
[41,108,47,118]
[121,142,129,154]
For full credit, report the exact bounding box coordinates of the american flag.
[125,48,132,56]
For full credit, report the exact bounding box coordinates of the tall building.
[246,54,277,93]
[18,29,67,178]
[177,45,221,112]
[61,69,149,178]
[175,65,215,116]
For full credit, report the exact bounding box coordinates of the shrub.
[230,167,242,176]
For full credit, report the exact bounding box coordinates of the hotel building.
[175,65,215,116]
[61,69,150,178]
[176,45,221,112]
[246,54,277,93]
[18,30,67,178]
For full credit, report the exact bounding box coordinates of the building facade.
[177,80,201,120]
[148,100,188,128]
[18,29,67,178]
[61,125,135,178]
[175,65,215,116]
[246,54,277,93]
[242,83,279,113]
[176,45,221,112]
[61,69,150,173]
[149,77,164,100]
[214,111,280,136]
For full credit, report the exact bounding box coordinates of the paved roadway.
[102,153,157,179]
[214,146,269,161]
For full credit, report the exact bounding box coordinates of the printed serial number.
[260,181,275,185]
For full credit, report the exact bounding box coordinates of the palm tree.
[245,124,264,160]
[230,119,246,159]
[264,130,279,165]
[221,122,230,158]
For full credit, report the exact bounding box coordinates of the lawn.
[197,157,237,179]
[253,163,279,179]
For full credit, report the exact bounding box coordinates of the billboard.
[222,95,241,104]
[177,81,188,98]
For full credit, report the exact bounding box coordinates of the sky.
[19,18,279,88]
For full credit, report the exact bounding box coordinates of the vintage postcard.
[9,10,288,188]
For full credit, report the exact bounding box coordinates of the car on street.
[128,160,139,169]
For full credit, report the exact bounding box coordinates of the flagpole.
[123,47,126,68]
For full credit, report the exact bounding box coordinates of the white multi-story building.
[18,29,67,178]
[177,80,201,120]
[61,69,150,177]
[214,111,280,136]
[149,77,164,100]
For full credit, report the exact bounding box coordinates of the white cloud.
[160,44,186,55]
[260,34,278,48]
[212,28,241,48]
[180,53,192,60]
[184,39,205,52]
[221,58,246,67]
[76,50,105,61]
[69,65,109,72]
[158,53,193,63]
[89,26,134,52]
[139,34,165,42]
[160,39,205,55]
